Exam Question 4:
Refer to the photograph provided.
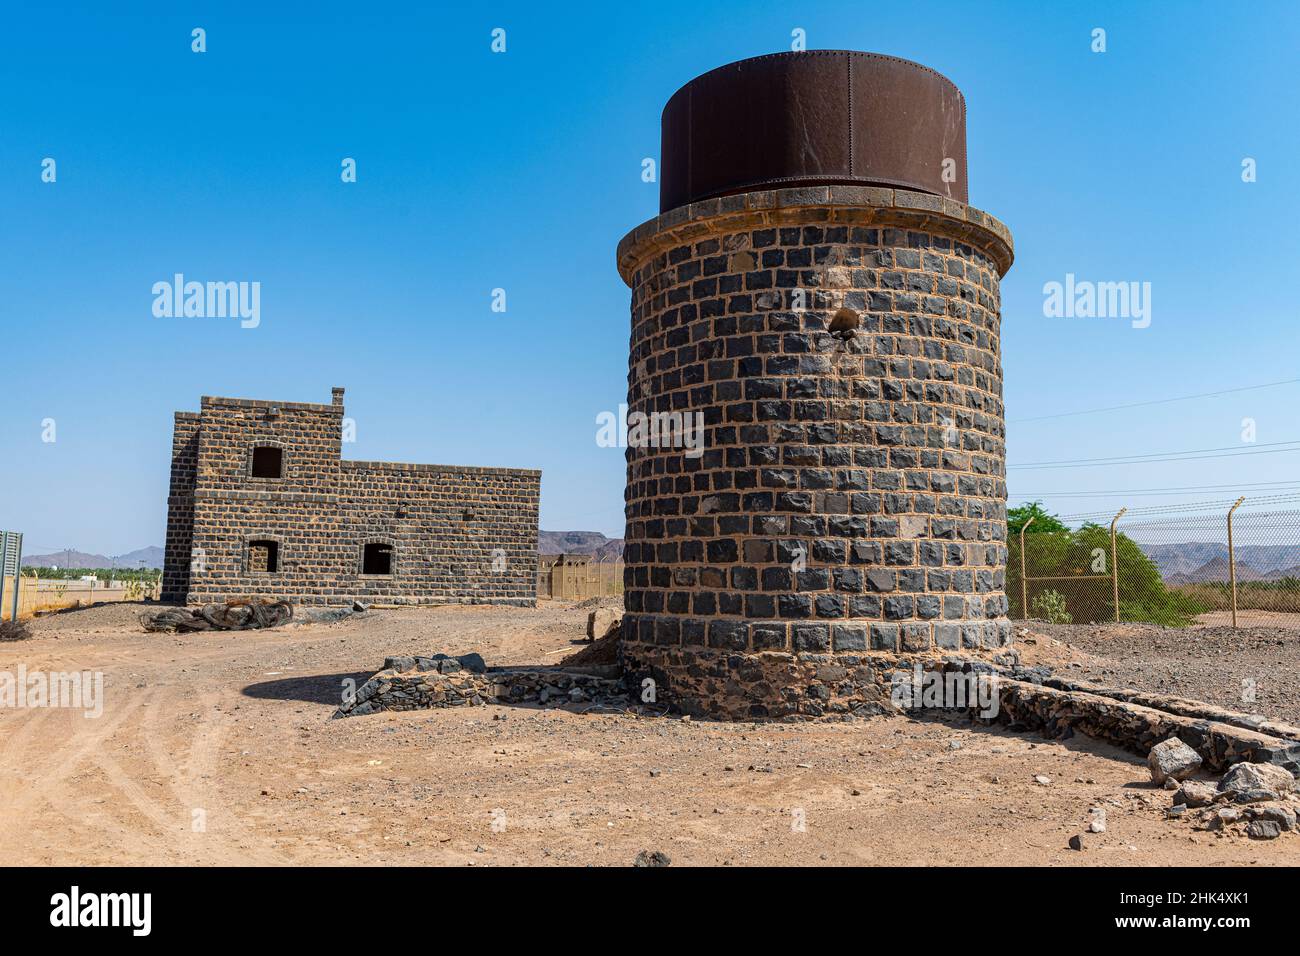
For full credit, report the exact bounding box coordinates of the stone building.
[615,52,1017,718]
[161,387,540,607]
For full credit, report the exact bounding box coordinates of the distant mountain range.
[1139,542,1300,582]
[538,531,624,561]
[21,546,165,570]
[25,537,1290,580]
[1163,555,1300,585]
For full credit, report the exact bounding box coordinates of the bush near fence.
[1008,525,1199,627]
[1009,503,1300,629]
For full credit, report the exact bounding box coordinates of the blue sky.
[2,1,1298,556]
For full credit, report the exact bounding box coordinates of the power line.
[1008,440,1300,470]
[1009,377,1300,424]
[1013,479,1300,498]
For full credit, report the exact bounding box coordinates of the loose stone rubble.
[1174,780,1218,808]
[333,653,628,718]
[1147,737,1203,784]
[1218,761,1295,795]
[1162,758,1300,841]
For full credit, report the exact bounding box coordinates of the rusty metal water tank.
[659,51,969,212]
[617,51,1015,719]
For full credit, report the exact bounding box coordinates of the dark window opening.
[362,543,393,575]
[251,446,283,479]
[249,540,279,573]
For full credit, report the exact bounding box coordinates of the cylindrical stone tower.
[616,51,1015,719]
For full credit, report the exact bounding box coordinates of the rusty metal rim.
[660,49,966,119]
[677,172,958,208]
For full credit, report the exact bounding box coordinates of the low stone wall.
[978,672,1300,775]
[333,653,625,718]
[334,644,1300,782]
[1039,675,1300,743]
[340,646,974,721]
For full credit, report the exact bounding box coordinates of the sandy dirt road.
[1,601,1296,866]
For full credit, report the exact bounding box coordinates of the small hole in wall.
[463,508,476,521]
[829,307,861,339]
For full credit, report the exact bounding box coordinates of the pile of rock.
[1150,738,1298,841]
[333,652,629,718]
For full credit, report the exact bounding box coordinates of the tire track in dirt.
[0,706,54,808]
[0,692,150,856]
[140,688,286,865]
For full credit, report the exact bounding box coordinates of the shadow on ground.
[242,671,374,706]
[914,711,1150,771]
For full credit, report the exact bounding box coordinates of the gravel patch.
[1022,620,1300,726]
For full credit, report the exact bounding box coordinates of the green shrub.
[1030,589,1072,624]
[1008,507,1204,627]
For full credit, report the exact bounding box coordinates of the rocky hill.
[537,531,624,561]
[20,546,164,570]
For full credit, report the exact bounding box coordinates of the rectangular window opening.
[251,446,283,479]
[249,540,279,573]
[362,543,393,575]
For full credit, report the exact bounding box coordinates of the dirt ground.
[1,601,1297,867]
[1020,618,1300,726]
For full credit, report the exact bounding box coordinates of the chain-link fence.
[1009,503,1300,628]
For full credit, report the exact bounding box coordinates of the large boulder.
[587,607,624,642]
[1219,762,1295,796]
[1147,737,1202,784]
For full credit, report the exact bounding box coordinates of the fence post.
[0,533,7,622]
[1109,507,1127,624]
[9,534,20,623]
[1019,516,1034,619]
[1227,496,1246,629]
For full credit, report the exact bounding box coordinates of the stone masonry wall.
[333,461,539,605]
[161,412,201,602]
[169,388,539,607]
[616,186,1015,717]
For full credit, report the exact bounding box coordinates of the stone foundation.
[333,654,625,718]
[621,642,902,719]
